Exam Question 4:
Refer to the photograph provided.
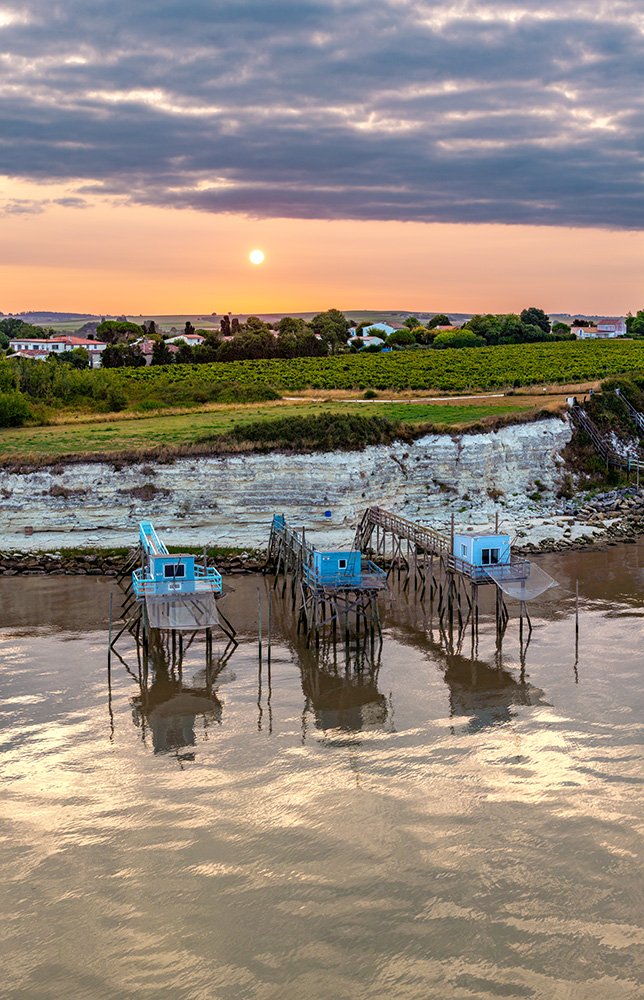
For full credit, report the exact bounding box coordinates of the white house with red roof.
[572,318,626,340]
[9,335,107,367]
[166,333,205,347]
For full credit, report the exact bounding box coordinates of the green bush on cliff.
[0,391,31,427]
[199,412,404,452]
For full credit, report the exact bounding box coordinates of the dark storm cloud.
[0,1,642,228]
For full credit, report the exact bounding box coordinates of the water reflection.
[297,641,388,735]
[1,552,643,1000]
[117,630,224,758]
[442,650,545,732]
[382,588,548,734]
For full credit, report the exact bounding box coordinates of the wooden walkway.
[354,506,530,585]
[570,404,643,477]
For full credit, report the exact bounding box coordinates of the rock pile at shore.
[514,487,644,553]
[0,551,267,577]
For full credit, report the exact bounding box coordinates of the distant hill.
[2,308,626,334]
[4,311,101,322]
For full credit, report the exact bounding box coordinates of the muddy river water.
[0,543,642,999]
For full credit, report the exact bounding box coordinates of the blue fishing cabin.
[133,521,222,598]
[453,531,511,569]
[451,531,532,583]
[305,549,387,590]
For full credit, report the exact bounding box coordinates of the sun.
[249,248,265,266]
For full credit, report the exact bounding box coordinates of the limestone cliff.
[0,417,572,550]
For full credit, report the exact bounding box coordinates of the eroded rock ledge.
[1,415,642,568]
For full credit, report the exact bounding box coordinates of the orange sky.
[1,179,642,316]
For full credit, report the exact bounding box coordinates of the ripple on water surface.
[0,549,642,1000]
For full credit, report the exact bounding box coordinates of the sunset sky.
[1,1,642,315]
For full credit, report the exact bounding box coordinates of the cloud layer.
[1,1,642,228]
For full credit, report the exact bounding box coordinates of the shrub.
[433,330,486,349]
[199,412,405,452]
[0,390,31,427]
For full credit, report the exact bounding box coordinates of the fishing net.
[145,593,220,630]
[483,562,558,602]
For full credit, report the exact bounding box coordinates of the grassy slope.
[0,400,530,462]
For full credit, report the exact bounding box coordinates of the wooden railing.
[570,404,643,474]
[355,506,451,556]
[356,506,532,584]
[616,388,644,432]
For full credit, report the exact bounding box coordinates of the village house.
[8,335,107,367]
[572,318,626,339]
[166,333,206,347]
[362,322,395,337]
[347,334,385,349]
[136,338,180,364]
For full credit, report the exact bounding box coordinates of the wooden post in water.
[257,586,263,663]
[267,589,272,666]
[575,579,579,659]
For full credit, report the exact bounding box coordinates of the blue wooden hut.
[133,521,222,598]
[303,548,386,591]
[453,531,512,573]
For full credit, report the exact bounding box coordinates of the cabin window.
[481,548,500,565]
[164,564,186,579]
[338,559,347,569]
[461,544,467,557]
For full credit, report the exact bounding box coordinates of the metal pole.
[575,579,579,659]
[257,586,263,663]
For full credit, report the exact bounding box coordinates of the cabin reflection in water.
[298,643,388,733]
[442,651,545,733]
[130,631,224,756]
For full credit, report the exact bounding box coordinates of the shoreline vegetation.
[1,339,644,425]
[0,401,551,468]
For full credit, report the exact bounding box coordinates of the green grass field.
[0,399,530,462]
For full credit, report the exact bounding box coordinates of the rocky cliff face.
[0,417,572,551]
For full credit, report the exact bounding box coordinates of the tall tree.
[520,306,551,334]
[151,339,174,365]
[96,319,142,344]
[310,309,350,354]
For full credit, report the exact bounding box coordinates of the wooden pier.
[110,520,237,669]
[266,514,387,646]
[354,506,556,640]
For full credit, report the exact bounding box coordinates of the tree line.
[3,306,641,372]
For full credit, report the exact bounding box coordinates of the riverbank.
[1,485,642,576]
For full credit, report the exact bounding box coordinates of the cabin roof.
[150,552,195,558]
[454,531,510,539]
